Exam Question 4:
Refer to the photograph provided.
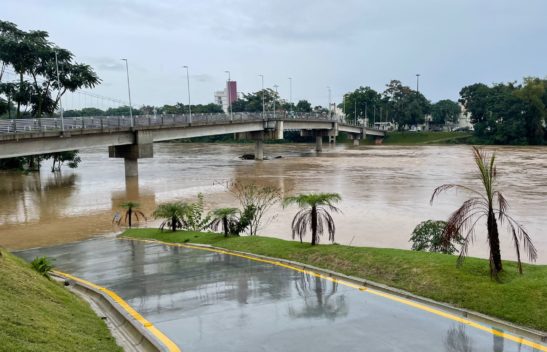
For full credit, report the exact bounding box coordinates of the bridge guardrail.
[0,112,378,135]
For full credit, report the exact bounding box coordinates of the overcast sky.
[3,0,546,108]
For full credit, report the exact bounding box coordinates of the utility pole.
[273,84,279,119]
[258,74,265,119]
[183,66,192,123]
[55,51,65,131]
[416,73,421,93]
[121,58,133,128]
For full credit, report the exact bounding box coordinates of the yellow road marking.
[53,270,181,352]
[123,237,547,351]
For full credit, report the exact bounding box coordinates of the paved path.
[18,237,544,352]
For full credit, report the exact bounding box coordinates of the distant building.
[214,81,237,113]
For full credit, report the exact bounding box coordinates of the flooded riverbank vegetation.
[0,247,122,351]
[122,229,547,332]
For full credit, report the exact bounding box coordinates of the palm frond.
[430,184,486,205]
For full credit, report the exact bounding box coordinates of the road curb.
[173,241,546,344]
[51,271,178,352]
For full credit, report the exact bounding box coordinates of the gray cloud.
[3,0,546,107]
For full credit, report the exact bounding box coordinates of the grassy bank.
[123,229,546,332]
[376,131,472,145]
[0,248,122,352]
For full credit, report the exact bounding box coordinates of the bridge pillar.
[124,158,139,177]
[316,136,323,152]
[353,138,360,146]
[109,131,154,178]
[255,139,264,160]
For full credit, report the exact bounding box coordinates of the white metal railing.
[0,112,371,135]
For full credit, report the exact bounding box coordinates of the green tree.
[231,89,281,113]
[209,208,239,237]
[116,201,146,228]
[209,205,255,237]
[431,99,461,125]
[283,193,341,245]
[153,202,187,232]
[295,100,312,113]
[343,86,382,124]
[431,147,537,277]
[0,20,100,118]
[409,220,463,254]
[383,80,431,129]
[46,150,81,172]
[181,193,210,231]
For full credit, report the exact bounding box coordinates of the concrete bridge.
[0,112,386,177]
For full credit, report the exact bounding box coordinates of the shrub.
[409,220,463,254]
[31,256,55,278]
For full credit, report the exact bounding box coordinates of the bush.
[31,256,55,278]
[409,220,463,254]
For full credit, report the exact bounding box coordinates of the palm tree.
[153,202,188,232]
[283,193,341,245]
[431,147,537,277]
[116,201,146,228]
[209,208,239,237]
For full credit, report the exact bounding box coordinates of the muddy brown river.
[1,143,545,264]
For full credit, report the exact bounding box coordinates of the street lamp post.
[327,86,331,118]
[258,74,265,119]
[288,77,292,115]
[54,51,65,131]
[273,84,279,119]
[183,66,192,123]
[416,73,421,93]
[225,70,232,120]
[121,59,133,128]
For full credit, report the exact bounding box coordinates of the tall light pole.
[288,77,292,115]
[416,73,421,93]
[327,86,332,117]
[54,51,65,131]
[121,59,133,128]
[183,65,192,123]
[273,84,279,119]
[225,70,232,120]
[258,74,265,119]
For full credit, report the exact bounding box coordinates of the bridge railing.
[0,112,372,135]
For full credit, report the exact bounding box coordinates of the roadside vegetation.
[0,248,122,352]
[372,131,472,145]
[121,229,547,332]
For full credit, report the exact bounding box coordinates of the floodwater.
[1,143,546,263]
[16,237,541,351]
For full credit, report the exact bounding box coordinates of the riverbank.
[0,247,122,352]
[123,229,547,332]
[367,131,472,145]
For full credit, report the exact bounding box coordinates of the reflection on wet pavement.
[17,237,541,352]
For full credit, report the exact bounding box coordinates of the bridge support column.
[316,136,323,152]
[124,158,139,177]
[353,138,360,146]
[255,139,264,160]
[109,131,154,178]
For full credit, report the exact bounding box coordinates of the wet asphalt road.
[17,237,542,352]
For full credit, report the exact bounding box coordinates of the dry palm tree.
[153,202,188,232]
[283,193,341,245]
[116,201,146,228]
[431,146,536,277]
[209,208,239,237]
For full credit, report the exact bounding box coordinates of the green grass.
[0,248,122,352]
[376,131,472,145]
[123,229,547,332]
